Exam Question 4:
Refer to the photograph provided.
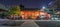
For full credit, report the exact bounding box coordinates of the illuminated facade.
[20,10,51,20]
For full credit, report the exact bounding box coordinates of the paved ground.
[35,21,60,27]
[0,19,60,27]
[20,21,39,27]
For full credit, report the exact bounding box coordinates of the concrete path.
[20,21,39,27]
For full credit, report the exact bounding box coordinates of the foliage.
[6,6,21,16]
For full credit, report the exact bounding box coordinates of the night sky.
[0,0,55,8]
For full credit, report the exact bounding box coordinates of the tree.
[6,6,21,16]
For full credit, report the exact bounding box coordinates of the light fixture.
[42,6,45,9]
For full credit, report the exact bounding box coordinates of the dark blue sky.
[0,0,55,8]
